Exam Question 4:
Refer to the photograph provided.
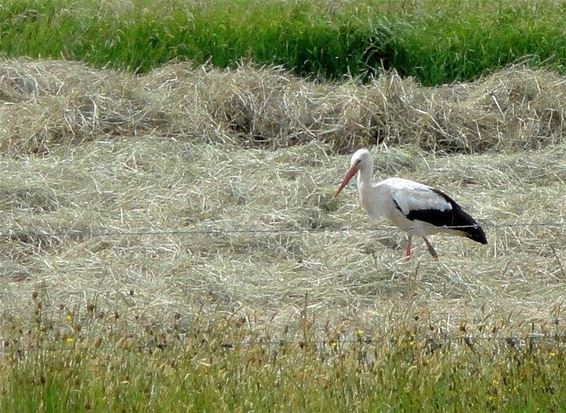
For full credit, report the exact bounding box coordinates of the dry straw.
[1,59,565,154]
[0,58,565,338]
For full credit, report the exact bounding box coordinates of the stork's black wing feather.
[399,189,487,244]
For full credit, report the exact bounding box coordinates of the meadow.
[1,0,566,85]
[0,0,565,411]
[0,58,565,411]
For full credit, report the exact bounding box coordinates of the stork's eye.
[356,159,361,165]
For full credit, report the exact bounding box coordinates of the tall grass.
[390,1,566,85]
[2,298,565,412]
[1,0,566,84]
[0,0,384,78]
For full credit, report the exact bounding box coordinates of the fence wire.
[212,333,566,350]
[0,220,564,239]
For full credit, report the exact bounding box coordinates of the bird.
[334,148,487,259]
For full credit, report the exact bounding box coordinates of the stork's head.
[335,148,373,197]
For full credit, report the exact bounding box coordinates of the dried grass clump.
[0,59,170,154]
[140,63,331,147]
[423,66,566,152]
[196,65,315,146]
[2,59,566,154]
[155,63,566,153]
[0,59,105,102]
[346,66,566,152]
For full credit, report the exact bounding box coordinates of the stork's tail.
[430,189,488,245]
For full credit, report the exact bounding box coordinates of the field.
[0,58,565,411]
[0,0,566,411]
[2,0,566,84]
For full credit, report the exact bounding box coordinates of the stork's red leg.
[404,235,413,259]
[423,237,438,259]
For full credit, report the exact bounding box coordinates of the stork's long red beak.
[334,165,359,197]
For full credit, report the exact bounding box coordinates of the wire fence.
[1,221,565,349]
[215,334,566,350]
[1,220,565,239]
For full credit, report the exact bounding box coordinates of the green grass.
[0,0,383,78]
[390,1,566,85]
[2,299,566,412]
[1,0,566,84]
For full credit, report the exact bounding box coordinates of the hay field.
[0,60,566,411]
[0,59,565,409]
[1,58,565,332]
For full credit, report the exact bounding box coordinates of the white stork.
[335,148,487,258]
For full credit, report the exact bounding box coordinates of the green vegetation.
[1,0,566,84]
[2,297,566,412]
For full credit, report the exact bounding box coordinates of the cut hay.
[0,59,565,340]
[1,59,566,154]
[0,59,169,154]
[1,137,565,338]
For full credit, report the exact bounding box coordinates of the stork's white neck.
[356,160,384,218]
[356,161,374,188]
